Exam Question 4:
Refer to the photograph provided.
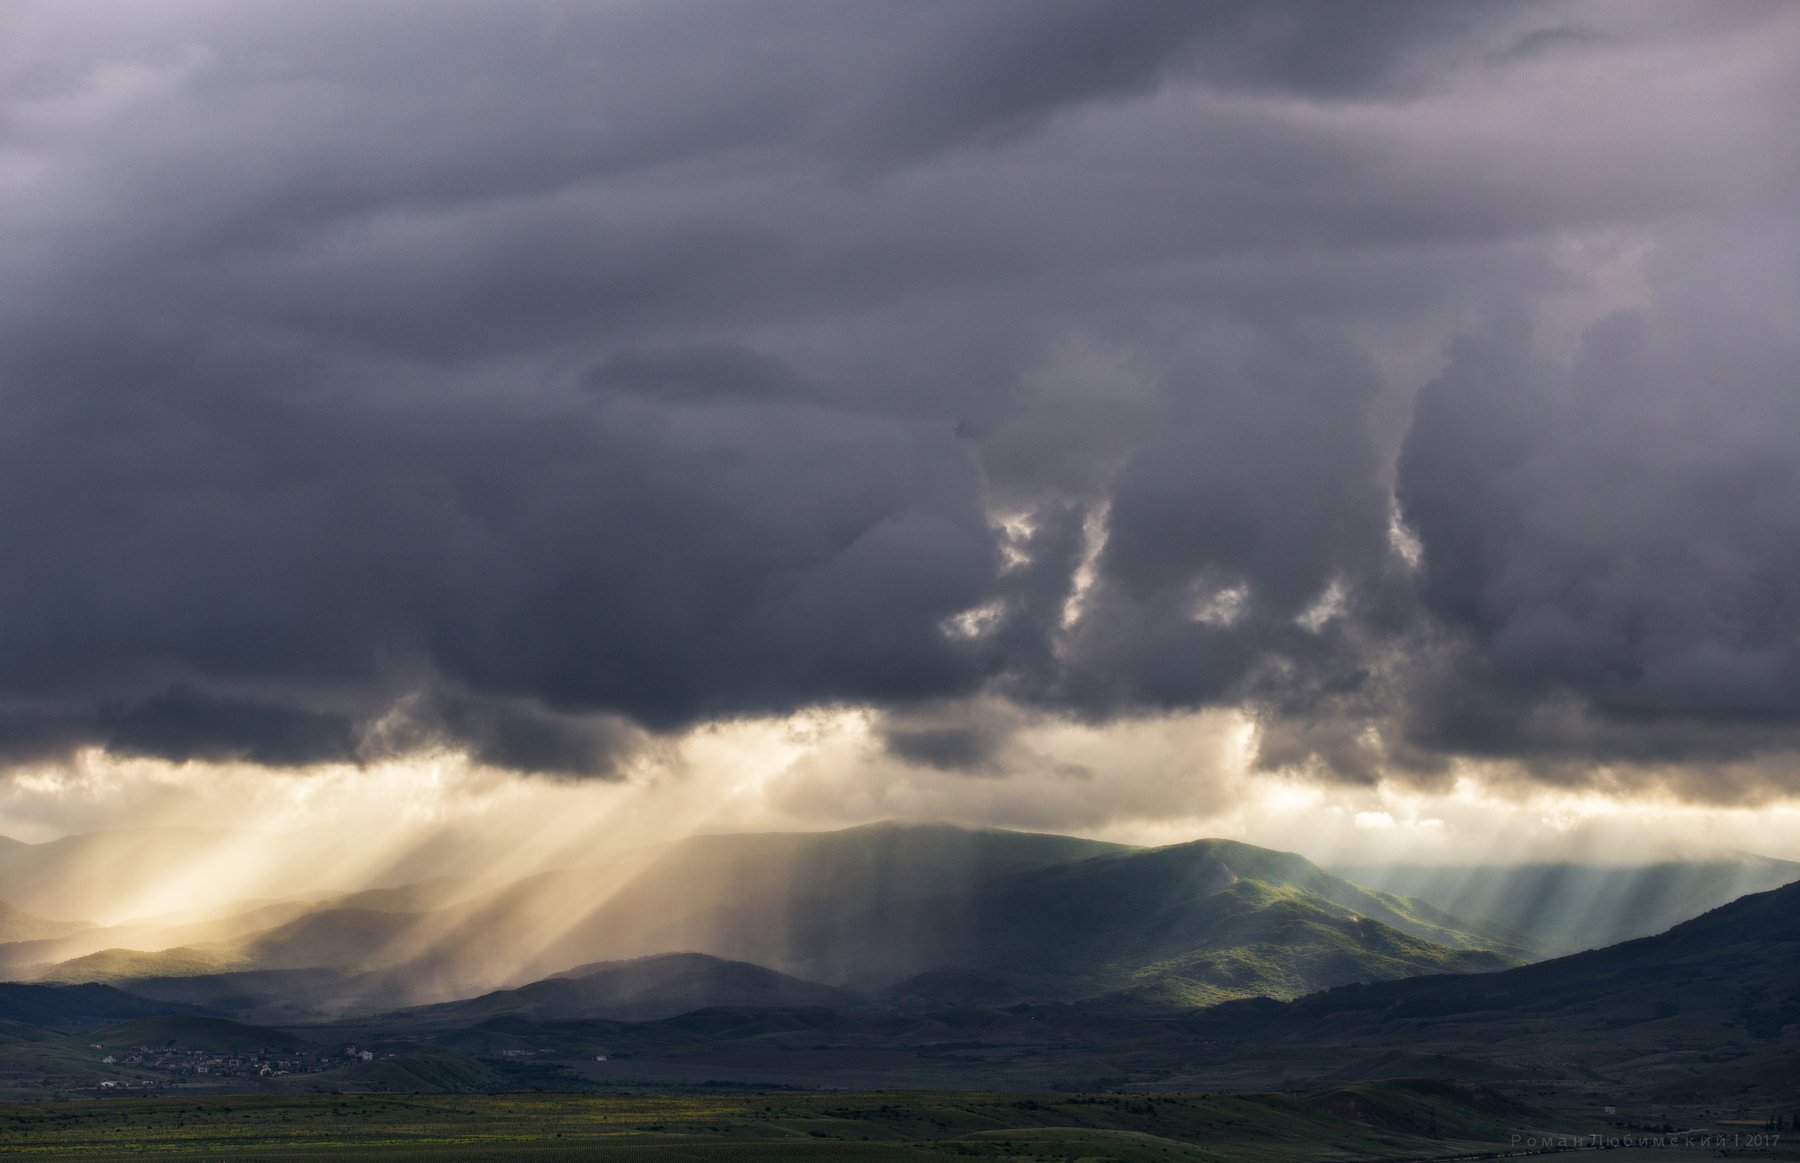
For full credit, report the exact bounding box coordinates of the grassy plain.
[0,1082,1693,1162]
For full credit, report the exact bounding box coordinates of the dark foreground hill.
[397,953,863,1024]
[1181,876,1800,1099]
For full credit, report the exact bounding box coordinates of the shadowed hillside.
[1186,877,1800,1097]
[0,983,205,1034]
[397,953,864,1024]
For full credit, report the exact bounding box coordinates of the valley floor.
[9,1085,1784,1163]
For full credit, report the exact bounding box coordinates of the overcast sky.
[3,0,1799,833]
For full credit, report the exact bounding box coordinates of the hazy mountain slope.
[103,878,473,931]
[0,827,241,918]
[0,879,484,984]
[0,826,490,926]
[0,901,88,944]
[0,900,331,976]
[327,877,479,915]
[33,946,245,983]
[1331,854,1800,953]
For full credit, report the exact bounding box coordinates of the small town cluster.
[92,1042,378,1089]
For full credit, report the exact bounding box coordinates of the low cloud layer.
[2,1,1798,797]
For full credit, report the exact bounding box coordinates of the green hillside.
[500,827,1529,1007]
[767,836,1527,1003]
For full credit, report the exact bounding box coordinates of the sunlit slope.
[0,902,320,976]
[0,825,485,927]
[0,827,242,919]
[1331,854,1800,953]
[33,947,244,983]
[0,878,482,983]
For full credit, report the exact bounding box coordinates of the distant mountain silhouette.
[1332,854,1800,953]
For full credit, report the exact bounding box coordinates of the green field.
[0,1082,1685,1162]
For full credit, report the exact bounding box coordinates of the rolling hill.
[483,828,1535,1004]
[395,952,863,1024]
[0,982,206,1034]
[0,901,88,945]
[315,878,1799,1097]
[15,824,1540,1016]
[5,874,1794,1100]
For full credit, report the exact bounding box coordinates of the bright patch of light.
[941,599,1006,641]
[1190,582,1249,627]
[1387,503,1423,569]
[1295,577,1347,632]
[1058,503,1110,632]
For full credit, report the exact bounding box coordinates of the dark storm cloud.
[1396,251,1800,769]
[2,0,1798,791]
